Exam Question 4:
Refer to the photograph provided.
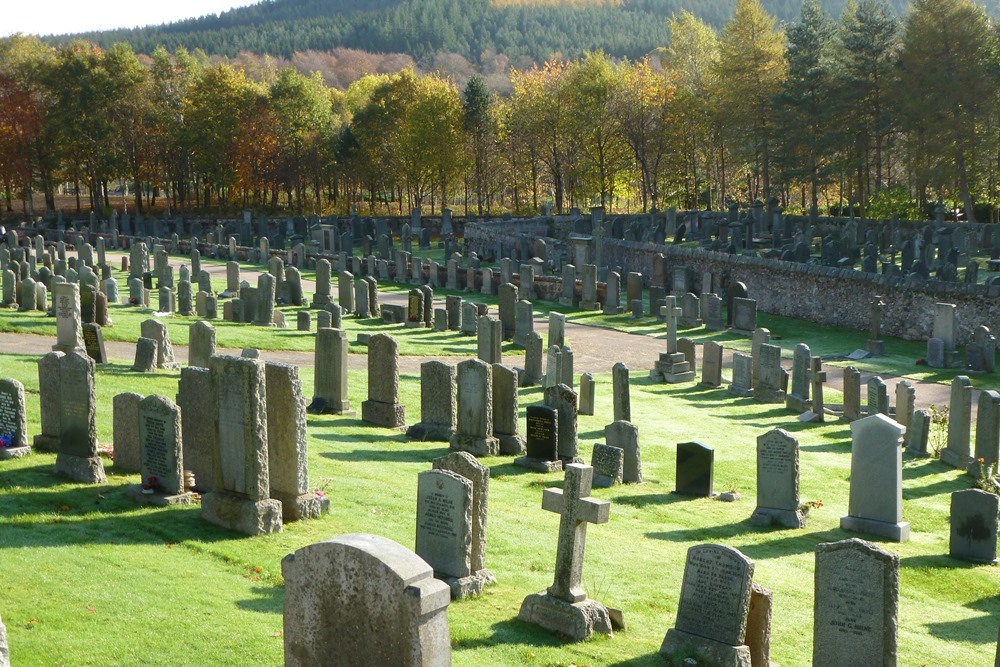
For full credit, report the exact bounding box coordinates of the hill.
[53,0,1000,64]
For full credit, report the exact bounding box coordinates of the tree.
[776,0,839,220]
[897,0,999,221]
[714,0,786,203]
[462,75,495,216]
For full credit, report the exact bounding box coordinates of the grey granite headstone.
[188,321,216,369]
[129,394,192,505]
[492,363,523,455]
[841,414,909,542]
[308,328,354,416]
[0,379,29,459]
[407,361,456,442]
[750,428,805,528]
[701,341,724,388]
[949,489,999,564]
[54,351,106,483]
[361,334,406,428]
[591,443,624,487]
[282,533,451,667]
[33,352,63,452]
[545,383,579,463]
[177,367,216,493]
[450,358,497,457]
[906,409,931,457]
[140,319,180,370]
[112,392,143,472]
[973,390,1000,474]
[606,420,641,484]
[941,376,973,469]
[813,539,898,667]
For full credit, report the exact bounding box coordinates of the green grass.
[0,348,998,666]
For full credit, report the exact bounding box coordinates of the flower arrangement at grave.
[141,475,159,494]
[0,432,13,449]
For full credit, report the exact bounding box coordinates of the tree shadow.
[612,493,689,509]
[320,444,447,464]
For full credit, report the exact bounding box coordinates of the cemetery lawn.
[1,352,997,666]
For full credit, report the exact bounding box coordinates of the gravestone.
[941,376,973,469]
[906,409,931,457]
[492,364,524,455]
[139,319,180,370]
[264,363,327,522]
[407,361,456,442]
[311,258,333,308]
[514,299,534,345]
[842,366,862,422]
[660,544,755,667]
[578,372,595,416]
[895,380,915,438]
[750,429,805,528]
[701,341,724,388]
[973,390,1000,474]
[703,293,725,330]
[591,443,624,487]
[679,292,702,328]
[813,539,898,667]
[0,379,29,459]
[307,327,354,417]
[52,282,86,355]
[606,420,641,484]
[651,300,695,383]
[361,334,406,428]
[177,367,216,492]
[545,383,579,463]
[498,283,518,340]
[730,297,757,334]
[128,395,193,505]
[929,302,961,368]
[728,352,753,397]
[867,376,889,416]
[53,351,106,484]
[476,316,502,365]
[515,405,562,472]
[112,392,142,472]
[523,330,544,386]
[841,414,909,542]
[675,441,714,497]
[188,321,216,369]
[949,489,999,564]
[547,312,566,349]
[518,464,613,641]
[450,359,498,457]
[201,355,283,535]
[132,337,157,373]
[786,343,811,412]
[81,323,106,364]
[754,344,785,404]
[282,534,451,667]
[609,362,630,422]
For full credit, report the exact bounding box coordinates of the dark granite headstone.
[675,441,714,497]
[525,405,558,461]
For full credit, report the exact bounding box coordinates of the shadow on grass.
[235,585,283,614]
[320,443,448,464]
[923,593,1000,644]
[451,617,607,652]
[607,654,665,667]
[613,493,690,509]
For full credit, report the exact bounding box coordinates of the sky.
[2,0,259,38]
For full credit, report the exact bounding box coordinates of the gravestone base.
[580,300,600,311]
[940,449,974,470]
[513,456,563,473]
[251,318,276,327]
[361,400,406,429]
[798,410,824,423]
[518,592,613,641]
[405,422,454,442]
[652,353,695,383]
[866,339,885,357]
[659,628,752,667]
[159,361,181,371]
[450,434,500,457]
[126,485,194,507]
[442,568,497,600]
[750,506,806,529]
[679,317,703,329]
[497,434,526,456]
[201,491,283,535]
[602,304,623,316]
[0,446,30,460]
[404,320,426,328]
[558,296,578,308]
[309,295,331,309]
[840,515,910,542]
[785,395,810,413]
[54,453,107,484]
[728,383,754,397]
[32,434,60,453]
[306,397,355,417]
[753,387,786,404]
[728,326,754,337]
[272,490,331,522]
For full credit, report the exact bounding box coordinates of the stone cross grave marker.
[517,464,613,641]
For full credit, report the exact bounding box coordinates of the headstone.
[659,544,755,666]
[606,420,641,484]
[282,534,451,667]
[308,328,354,415]
[728,352,754,397]
[973,390,1000,474]
[754,344,785,403]
[517,464,613,641]
[266,362,327,521]
[361,334,406,428]
[0,379,29,459]
[841,414,909,542]
[522,330,543,386]
[515,405,562,472]
[701,341,724,388]
[867,376,889,417]
[431,451,495,597]
[52,282,86,355]
[895,380,915,438]
[498,283,518,340]
[751,429,805,528]
[32,352,63,452]
[906,409,931,457]
[813,539,899,667]
[201,356,282,535]
[53,351,106,484]
[786,343,811,412]
[675,441,714,497]
[949,489,999,564]
[140,318,180,369]
[406,361,456,441]
[450,359,497,457]
[612,362,631,422]
[176,367,215,492]
[476,316,502,365]
[842,366,862,422]
[128,395,192,505]
[132,337,157,372]
[941,376,973,469]
[591,443,624,487]
[492,364,524,455]
[81,322,106,364]
[730,297,757,334]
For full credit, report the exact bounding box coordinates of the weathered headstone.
[751,429,805,528]
[660,544,755,666]
[813,539,898,667]
[53,351,106,483]
[201,355,283,535]
[786,343,812,412]
[545,383,579,463]
[128,394,193,505]
[450,359,497,457]
[949,489,998,564]
[701,340,724,388]
[728,352,753,397]
[973,390,1000,474]
[591,443,624,488]
[0,379,29,459]
[606,420,641,484]
[139,319,180,370]
[407,361,456,442]
[188,320,216,368]
[476,316,502,365]
[941,376,973,469]
[52,282,86,355]
[841,414,909,542]
[361,334,406,428]
[842,366,862,422]
[112,392,142,472]
[492,363,524,455]
[308,327,354,415]
[177,367,216,492]
[906,409,931,457]
[518,464,613,641]
[282,533,451,667]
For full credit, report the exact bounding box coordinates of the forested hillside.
[53,0,975,62]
